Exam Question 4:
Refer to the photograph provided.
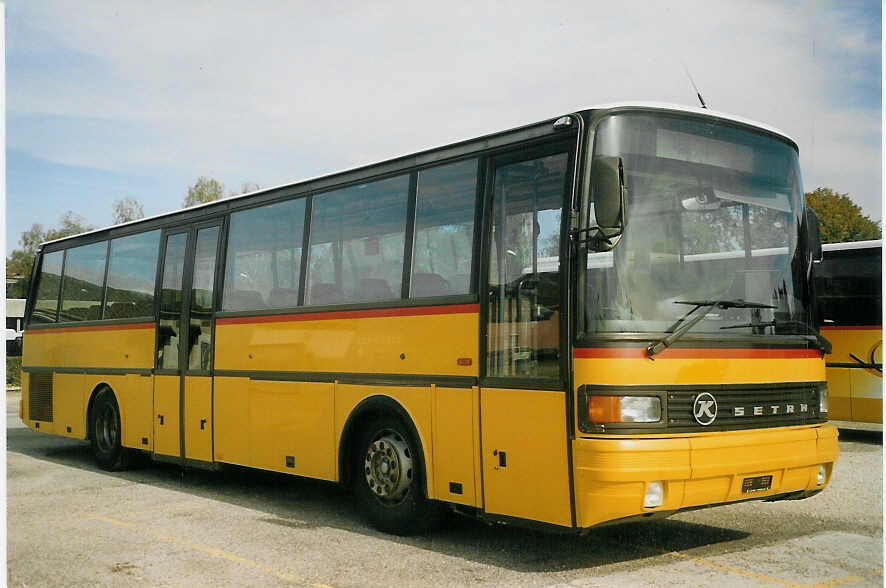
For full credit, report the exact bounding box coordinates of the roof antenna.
[682,62,708,109]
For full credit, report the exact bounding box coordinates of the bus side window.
[411,159,478,298]
[188,227,219,371]
[58,241,108,323]
[815,248,883,326]
[31,250,65,324]
[106,231,161,319]
[158,233,188,369]
[223,198,306,311]
[306,175,410,305]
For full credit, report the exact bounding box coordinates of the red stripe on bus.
[216,303,480,325]
[820,326,881,331]
[24,322,155,335]
[573,347,821,359]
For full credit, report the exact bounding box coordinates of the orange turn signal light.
[588,395,621,424]
[587,395,662,424]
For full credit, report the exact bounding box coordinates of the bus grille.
[28,373,53,422]
[667,383,821,430]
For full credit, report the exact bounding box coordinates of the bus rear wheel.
[353,415,440,535]
[90,388,130,471]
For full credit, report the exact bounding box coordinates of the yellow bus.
[19,103,838,535]
[816,240,882,425]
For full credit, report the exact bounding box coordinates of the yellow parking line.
[86,514,329,587]
[809,568,883,588]
[667,550,806,587]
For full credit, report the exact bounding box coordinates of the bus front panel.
[571,351,836,528]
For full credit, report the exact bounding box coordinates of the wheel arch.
[338,394,430,493]
[85,381,114,440]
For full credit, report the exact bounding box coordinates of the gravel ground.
[7,391,882,587]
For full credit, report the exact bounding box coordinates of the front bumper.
[572,424,839,528]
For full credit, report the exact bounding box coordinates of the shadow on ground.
[10,427,760,573]
[836,428,882,445]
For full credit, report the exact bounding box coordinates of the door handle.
[158,414,164,425]
[493,449,507,469]
[200,418,206,430]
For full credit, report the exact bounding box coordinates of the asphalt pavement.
[7,391,883,587]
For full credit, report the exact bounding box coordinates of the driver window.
[486,151,568,379]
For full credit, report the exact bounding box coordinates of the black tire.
[90,388,130,471]
[353,414,441,535]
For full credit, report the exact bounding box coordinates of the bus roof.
[584,101,797,148]
[38,102,798,251]
[822,239,882,252]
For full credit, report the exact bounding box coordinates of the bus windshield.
[584,112,810,337]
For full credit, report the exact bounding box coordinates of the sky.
[4,0,882,253]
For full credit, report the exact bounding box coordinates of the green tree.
[805,187,881,243]
[112,197,145,224]
[184,176,224,208]
[6,212,93,278]
[47,211,92,242]
[5,212,92,387]
[6,224,45,278]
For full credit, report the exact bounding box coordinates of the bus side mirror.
[805,208,823,264]
[575,156,627,251]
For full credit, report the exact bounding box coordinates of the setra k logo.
[693,392,718,426]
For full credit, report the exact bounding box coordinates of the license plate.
[742,475,773,493]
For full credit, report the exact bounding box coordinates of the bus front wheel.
[353,414,440,535]
[90,388,130,471]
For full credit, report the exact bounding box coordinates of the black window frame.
[815,245,882,328]
[478,138,578,392]
[56,239,109,324]
[154,227,192,374]
[305,172,412,307]
[222,197,308,312]
[28,249,66,325]
[409,157,482,300]
[188,221,225,375]
[153,217,226,375]
[214,156,487,321]
[104,229,162,321]
[24,114,576,329]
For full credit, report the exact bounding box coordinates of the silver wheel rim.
[364,430,413,503]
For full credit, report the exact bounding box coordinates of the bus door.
[154,223,221,462]
[479,145,574,527]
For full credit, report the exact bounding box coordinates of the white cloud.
[7,0,881,218]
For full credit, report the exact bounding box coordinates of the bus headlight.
[588,395,661,424]
[819,384,828,414]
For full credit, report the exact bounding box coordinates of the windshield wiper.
[720,318,833,355]
[646,299,776,358]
